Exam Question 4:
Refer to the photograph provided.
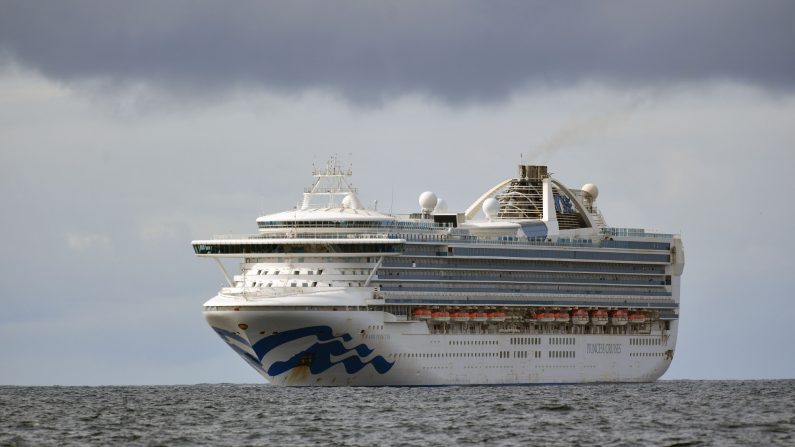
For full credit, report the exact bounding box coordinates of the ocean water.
[1,381,793,446]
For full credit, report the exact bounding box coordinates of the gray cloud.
[1,0,794,103]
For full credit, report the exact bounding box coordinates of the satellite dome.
[482,198,500,220]
[433,198,448,213]
[419,191,438,212]
[581,183,599,200]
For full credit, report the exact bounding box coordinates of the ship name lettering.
[586,343,622,354]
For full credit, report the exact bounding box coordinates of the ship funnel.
[518,165,548,180]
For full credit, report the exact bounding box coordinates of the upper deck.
[191,160,683,278]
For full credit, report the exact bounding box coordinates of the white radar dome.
[433,198,448,213]
[482,198,500,220]
[419,191,438,212]
[581,183,599,200]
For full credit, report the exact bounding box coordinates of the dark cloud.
[1,0,794,103]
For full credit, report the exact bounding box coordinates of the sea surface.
[1,380,793,446]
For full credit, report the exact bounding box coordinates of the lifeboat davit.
[413,309,432,321]
[471,312,488,322]
[525,312,538,323]
[452,312,471,322]
[431,311,450,323]
[610,309,628,326]
[487,312,506,322]
[570,309,589,325]
[555,311,571,323]
[536,312,555,323]
[590,309,609,325]
[628,312,646,324]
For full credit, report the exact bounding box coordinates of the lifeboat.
[590,309,609,325]
[431,311,450,323]
[628,312,646,324]
[570,309,589,325]
[471,312,488,322]
[610,309,628,326]
[536,312,555,323]
[452,312,471,323]
[487,312,506,322]
[555,311,571,323]
[413,309,432,321]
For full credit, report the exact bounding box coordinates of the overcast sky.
[1,1,794,385]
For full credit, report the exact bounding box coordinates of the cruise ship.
[192,159,684,386]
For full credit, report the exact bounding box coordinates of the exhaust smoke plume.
[529,94,653,161]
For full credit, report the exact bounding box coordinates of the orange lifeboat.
[471,312,488,322]
[431,311,450,322]
[487,312,506,322]
[536,311,555,323]
[452,312,471,322]
[555,311,571,323]
[628,312,646,324]
[610,309,628,326]
[570,309,589,325]
[590,309,609,325]
[413,309,431,321]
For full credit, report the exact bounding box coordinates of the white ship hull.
[205,290,677,386]
[194,160,684,386]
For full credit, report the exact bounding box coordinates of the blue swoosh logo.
[212,325,394,377]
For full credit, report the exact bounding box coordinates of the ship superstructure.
[193,158,684,386]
